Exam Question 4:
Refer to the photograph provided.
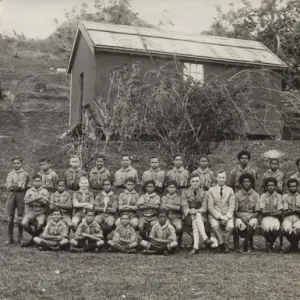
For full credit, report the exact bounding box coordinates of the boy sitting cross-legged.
[115,177,139,230]
[137,180,160,239]
[70,210,105,252]
[140,209,178,255]
[107,212,138,254]
[21,174,50,247]
[94,179,118,239]
[72,177,94,232]
[33,209,69,251]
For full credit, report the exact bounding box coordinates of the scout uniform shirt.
[6,169,30,191]
[38,169,58,191]
[137,193,160,218]
[24,187,50,215]
[50,191,72,216]
[64,168,86,191]
[166,167,189,189]
[282,192,300,214]
[114,166,140,188]
[190,168,215,189]
[72,190,94,216]
[118,190,139,217]
[42,219,68,239]
[94,191,118,216]
[141,168,165,189]
[235,188,260,222]
[150,220,177,243]
[182,188,208,223]
[207,185,235,220]
[161,193,182,220]
[260,191,283,214]
[89,167,110,190]
[75,219,103,240]
[261,169,285,193]
[113,224,137,244]
[227,165,258,191]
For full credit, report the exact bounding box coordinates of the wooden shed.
[67,21,288,137]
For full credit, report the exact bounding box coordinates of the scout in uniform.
[116,177,139,230]
[107,212,138,254]
[140,209,178,255]
[48,180,72,231]
[72,177,94,231]
[141,156,165,194]
[114,154,140,193]
[261,158,285,194]
[5,156,30,244]
[227,150,258,192]
[160,180,183,238]
[94,179,118,238]
[21,174,50,247]
[70,210,105,252]
[182,176,213,254]
[282,178,300,253]
[137,180,160,239]
[190,155,215,190]
[89,154,110,196]
[64,155,86,192]
[290,158,300,185]
[208,170,235,253]
[234,173,260,253]
[166,154,189,193]
[33,209,69,251]
[38,158,58,194]
[260,177,284,252]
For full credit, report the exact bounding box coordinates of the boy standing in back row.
[5,156,30,244]
[38,158,58,194]
[65,155,86,192]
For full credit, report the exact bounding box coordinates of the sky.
[0,0,262,39]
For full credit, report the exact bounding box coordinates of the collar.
[238,165,250,172]
[92,167,106,174]
[266,169,280,175]
[217,184,225,189]
[101,191,114,197]
[12,168,24,174]
[166,193,178,199]
[241,188,254,195]
[69,167,81,172]
[288,192,299,196]
[49,220,64,226]
[149,168,161,172]
[121,166,134,172]
[78,189,91,194]
[41,169,52,175]
[82,219,97,227]
[124,190,137,195]
[188,187,201,194]
[172,167,184,172]
[157,220,169,230]
[146,192,157,198]
[32,187,43,192]
[196,167,210,174]
[266,191,278,197]
[55,191,67,197]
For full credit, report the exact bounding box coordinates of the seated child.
[94,179,118,238]
[116,177,139,230]
[21,174,50,247]
[140,209,178,255]
[137,180,160,239]
[70,210,105,252]
[33,209,69,251]
[65,155,86,192]
[48,180,72,230]
[160,180,183,238]
[107,212,138,254]
[72,177,94,231]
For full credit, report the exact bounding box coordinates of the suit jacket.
[207,185,235,220]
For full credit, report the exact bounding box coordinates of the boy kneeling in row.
[33,209,69,251]
[107,212,138,254]
[70,210,105,252]
[140,209,178,256]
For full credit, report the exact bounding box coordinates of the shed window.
[183,63,204,83]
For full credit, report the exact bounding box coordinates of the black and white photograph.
[1,0,300,299]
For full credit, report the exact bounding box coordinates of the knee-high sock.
[192,220,200,249]
[7,221,14,241]
[194,215,208,241]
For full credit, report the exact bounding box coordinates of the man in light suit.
[208,170,235,253]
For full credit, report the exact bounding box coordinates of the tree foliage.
[207,0,300,93]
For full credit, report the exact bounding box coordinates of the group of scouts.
[5,150,300,255]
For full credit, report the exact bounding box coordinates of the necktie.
[220,187,223,198]
[194,190,197,197]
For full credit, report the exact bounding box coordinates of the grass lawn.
[1,223,300,300]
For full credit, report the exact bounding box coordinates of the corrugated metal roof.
[67,21,287,73]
